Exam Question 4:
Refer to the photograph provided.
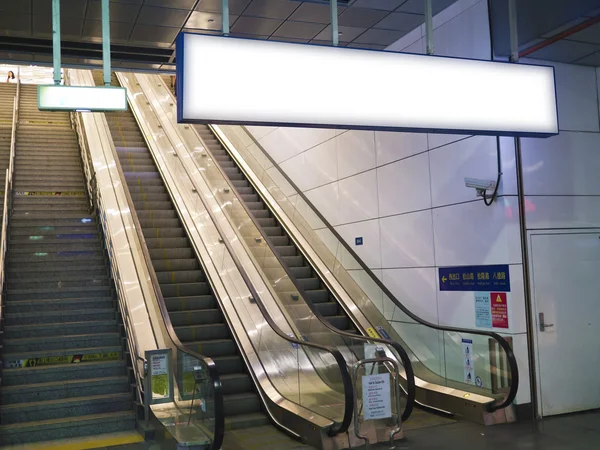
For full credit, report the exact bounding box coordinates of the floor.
[100,410,600,450]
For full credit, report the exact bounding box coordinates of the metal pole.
[102,0,111,86]
[222,0,229,36]
[508,0,538,420]
[508,0,519,62]
[425,0,434,55]
[331,0,339,46]
[52,0,61,85]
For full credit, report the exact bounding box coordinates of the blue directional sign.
[438,264,510,292]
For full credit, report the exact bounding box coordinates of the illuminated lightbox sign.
[38,85,127,112]
[176,33,558,137]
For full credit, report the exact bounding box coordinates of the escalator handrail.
[190,124,416,423]
[139,83,354,436]
[99,100,225,450]
[235,125,519,413]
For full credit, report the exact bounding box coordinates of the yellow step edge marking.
[3,431,144,450]
[171,272,176,283]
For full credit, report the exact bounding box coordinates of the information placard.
[362,373,392,420]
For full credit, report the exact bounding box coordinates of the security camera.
[464,177,496,197]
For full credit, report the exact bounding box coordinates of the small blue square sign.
[355,237,363,246]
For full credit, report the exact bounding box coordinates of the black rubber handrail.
[100,99,225,449]
[129,78,354,436]
[236,125,519,413]
[193,126,416,423]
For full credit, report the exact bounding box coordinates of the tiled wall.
[245,0,536,404]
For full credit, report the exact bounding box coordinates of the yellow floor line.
[2,430,144,450]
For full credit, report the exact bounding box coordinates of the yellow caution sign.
[366,327,380,339]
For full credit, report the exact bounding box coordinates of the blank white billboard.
[176,33,558,137]
[38,85,127,112]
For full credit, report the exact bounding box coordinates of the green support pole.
[222,0,229,36]
[102,0,111,86]
[331,0,339,46]
[52,0,61,85]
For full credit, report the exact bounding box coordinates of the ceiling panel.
[526,39,600,63]
[196,0,252,15]
[0,13,31,36]
[33,15,84,39]
[568,22,600,45]
[268,36,310,43]
[353,28,405,45]
[86,1,141,23]
[574,50,600,65]
[231,31,269,39]
[373,11,423,30]
[397,0,456,15]
[338,7,388,28]
[0,2,32,13]
[33,0,88,19]
[186,11,240,31]
[130,24,180,45]
[350,0,405,12]
[146,0,197,8]
[288,3,335,25]
[137,5,189,27]
[271,20,325,40]
[231,16,283,35]
[347,42,387,50]
[82,20,134,43]
[314,25,366,42]
[243,0,300,20]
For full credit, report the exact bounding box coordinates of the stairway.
[195,125,357,334]
[0,84,136,446]
[95,71,268,430]
[0,83,17,217]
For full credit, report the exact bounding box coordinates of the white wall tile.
[511,333,531,405]
[521,131,600,196]
[542,61,600,132]
[429,136,517,208]
[339,170,379,224]
[433,197,523,266]
[383,267,438,324]
[436,264,526,334]
[427,133,471,149]
[380,210,435,268]
[378,153,431,217]
[336,219,382,269]
[259,128,304,163]
[337,130,376,179]
[246,125,277,140]
[432,0,490,60]
[281,138,338,192]
[305,182,340,226]
[525,195,600,229]
[375,131,428,166]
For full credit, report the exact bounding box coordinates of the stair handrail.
[0,72,20,385]
[233,125,519,412]
[125,73,355,437]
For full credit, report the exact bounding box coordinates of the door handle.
[539,312,554,332]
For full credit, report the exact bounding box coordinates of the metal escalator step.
[159,281,211,297]
[296,278,321,291]
[313,302,340,317]
[262,226,283,237]
[149,247,194,260]
[186,339,237,358]
[164,295,216,311]
[280,255,304,267]
[302,289,330,304]
[145,237,190,249]
[174,323,229,341]
[326,315,350,330]
[256,217,276,228]
[156,270,205,284]
[223,393,261,417]
[220,373,253,396]
[274,245,297,257]
[152,258,199,271]
[288,266,312,278]
[169,308,222,326]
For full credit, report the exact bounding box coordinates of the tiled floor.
[108,410,600,450]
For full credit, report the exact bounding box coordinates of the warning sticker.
[366,327,380,339]
[5,352,120,369]
[15,191,85,197]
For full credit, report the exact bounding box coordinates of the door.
[531,232,600,416]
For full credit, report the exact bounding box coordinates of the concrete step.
[4,320,118,339]
[4,308,116,326]
[0,411,136,446]
[7,285,113,301]
[2,360,127,387]
[3,332,121,353]
[1,376,130,404]
[5,297,114,313]
[0,392,133,425]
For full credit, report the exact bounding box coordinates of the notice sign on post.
[150,352,169,399]
[362,373,392,420]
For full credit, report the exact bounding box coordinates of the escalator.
[195,124,357,334]
[94,72,268,430]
